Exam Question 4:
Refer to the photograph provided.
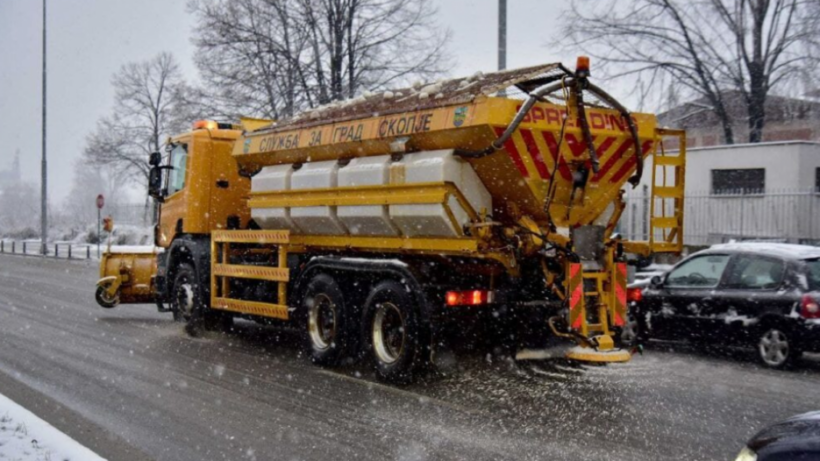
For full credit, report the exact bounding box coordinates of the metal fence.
[0,240,99,259]
[620,188,820,247]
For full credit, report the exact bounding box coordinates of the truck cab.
[150,122,252,247]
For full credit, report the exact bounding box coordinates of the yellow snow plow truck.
[95,58,685,383]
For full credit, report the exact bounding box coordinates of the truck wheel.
[303,274,355,366]
[172,264,198,325]
[95,286,120,309]
[363,280,428,384]
[172,263,231,337]
[757,327,801,369]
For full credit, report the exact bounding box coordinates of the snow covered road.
[0,254,819,460]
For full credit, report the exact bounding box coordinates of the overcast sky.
[0,0,571,201]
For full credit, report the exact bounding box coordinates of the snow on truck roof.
[255,63,567,133]
[709,242,820,260]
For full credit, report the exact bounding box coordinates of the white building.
[620,141,820,246]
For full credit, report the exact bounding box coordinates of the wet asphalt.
[0,253,818,461]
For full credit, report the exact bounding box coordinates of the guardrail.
[0,240,99,260]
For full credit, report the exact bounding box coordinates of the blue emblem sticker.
[453,106,468,127]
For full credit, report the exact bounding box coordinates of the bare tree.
[560,0,818,143]
[84,53,187,215]
[189,0,451,118]
[0,181,40,237]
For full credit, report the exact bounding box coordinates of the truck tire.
[172,263,231,337]
[363,280,429,384]
[302,273,356,366]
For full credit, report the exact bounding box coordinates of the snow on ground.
[0,392,106,461]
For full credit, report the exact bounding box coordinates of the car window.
[724,255,784,290]
[666,254,730,288]
[806,259,820,291]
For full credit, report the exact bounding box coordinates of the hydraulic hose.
[454,75,643,188]
[454,79,572,159]
[585,81,644,187]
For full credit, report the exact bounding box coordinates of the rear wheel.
[757,327,800,369]
[364,280,429,384]
[303,274,356,366]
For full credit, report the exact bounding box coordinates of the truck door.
[654,253,730,341]
[157,143,189,246]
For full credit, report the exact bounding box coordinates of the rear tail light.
[801,294,820,319]
[627,287,643,303]
[445,290,494,307]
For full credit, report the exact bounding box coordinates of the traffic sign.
[96,194,104,209]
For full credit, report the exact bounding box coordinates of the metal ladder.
[649,128,686,254]
[567,251,628,347]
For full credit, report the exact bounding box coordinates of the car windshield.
[807,259,820,291]
[666,254,730,287]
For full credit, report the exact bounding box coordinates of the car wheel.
[757,327,800,369]
[363,280,429,384]
[303,273,356,366]
[619,315,640,347]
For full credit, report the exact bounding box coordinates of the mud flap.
[611,262,627,327]
[568,263,584,330]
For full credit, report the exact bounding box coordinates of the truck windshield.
[167,144,188,196]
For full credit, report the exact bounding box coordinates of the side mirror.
[149,152,162,167]
[148,166,164,202]
[650,275,663,287]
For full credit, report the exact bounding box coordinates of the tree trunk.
[747,89,766,143]
[720,115,735,145]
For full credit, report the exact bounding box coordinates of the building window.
[711,168,765,195]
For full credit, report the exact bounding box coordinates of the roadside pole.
[497,0,507,97]
[40,0,48,255]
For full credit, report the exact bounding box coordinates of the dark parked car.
[735,411,820,460]
[633,242,820,368]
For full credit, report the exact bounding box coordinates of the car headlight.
[734,446,757,461]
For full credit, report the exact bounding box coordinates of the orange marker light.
[576,56,590,73]
[192,120,218,130]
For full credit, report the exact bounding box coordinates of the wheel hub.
[308,294,337,351]
[372,302,405,364]
[176,283,195,319]
[759,329,789,366]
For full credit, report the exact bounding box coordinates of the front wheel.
[757,327,800,369]
[363,281,429,384]
[172,263,231,336]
